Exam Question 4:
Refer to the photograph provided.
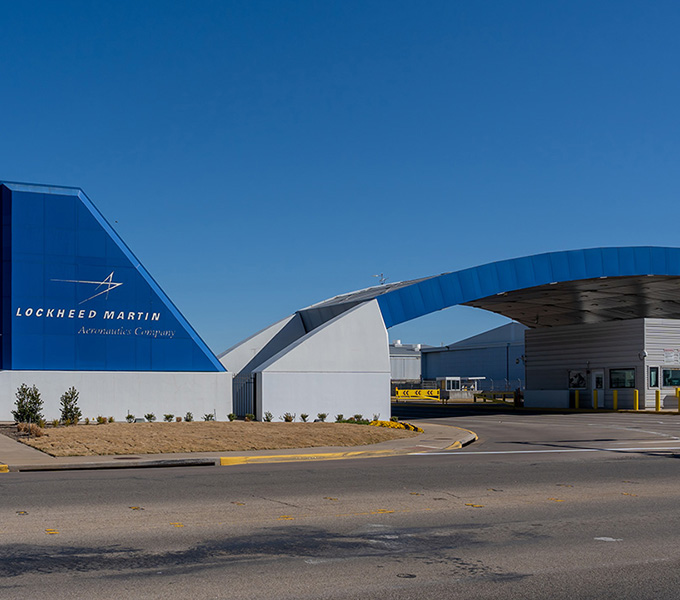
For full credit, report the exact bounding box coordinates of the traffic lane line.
[411,446,680,456]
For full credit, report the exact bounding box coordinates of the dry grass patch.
[20,421,419,457]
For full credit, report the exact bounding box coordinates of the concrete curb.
[9,457,219,472]
[442,427,478,450]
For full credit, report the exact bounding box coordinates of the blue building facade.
[0,182,224,373]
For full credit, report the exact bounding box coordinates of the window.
[662,369,680,387]
[610,368,635,389]
[446,379,460,391]
[649,367,659,388]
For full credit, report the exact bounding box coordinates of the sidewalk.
[0,422,477,473]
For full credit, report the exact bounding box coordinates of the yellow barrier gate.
[395,388,440,400]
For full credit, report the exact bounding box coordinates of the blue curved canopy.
[300,247,680,330]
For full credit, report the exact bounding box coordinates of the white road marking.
[594,537,623,542]
[411,446,680,456]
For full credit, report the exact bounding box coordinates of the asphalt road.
[2,411,680,599]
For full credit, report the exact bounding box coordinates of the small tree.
[60,387,82,425]
[12,384,44,423]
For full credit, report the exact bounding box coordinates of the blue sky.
[2,0,680,351]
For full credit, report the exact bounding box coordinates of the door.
[592,370,605,408]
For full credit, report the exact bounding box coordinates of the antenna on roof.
[373,273,388,285]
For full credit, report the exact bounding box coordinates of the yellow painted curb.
[220,449,395,466]
[443,426,478,450]
[0,464,9,473]
[454,426,479,441]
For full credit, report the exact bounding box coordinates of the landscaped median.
[2,421,420,457]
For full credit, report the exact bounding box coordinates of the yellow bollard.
[575,389,580,410]
[656,389,661,412]
[634,389,639,411]
[593,389,598,410]
[613,389,618,411]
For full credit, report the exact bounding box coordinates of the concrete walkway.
[0,422,477,472]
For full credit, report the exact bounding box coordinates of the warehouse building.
[389,341,426,383]
[421,322,527,391]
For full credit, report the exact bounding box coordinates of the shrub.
[372,414,380,422]
[263,411,273,422]
[335,414,344,423]
[12,384,44,424]
[184,412,193,422]
[145,413,156,422]
[108,416,115,423]
[163,414,174,422]
[245,413,255,422]
[353,414,363,422]
[390,416,399,422]
[96,415,107,425]
[317,413,327,422]
[175,416,182,422]
[227,413,236,422]
[126,413,135,423]
[300,413,309,423]
[282,412,295,422]
[59,387,82,425]
[84,417,90,425]
[51,419,59,428]
[203,413,215,421]
[28,423,44,437]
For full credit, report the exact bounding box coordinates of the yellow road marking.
[465,503,484,508]
[548,498,565,502]
[220,450,395,466]
[0,465,8,473]
[45,529,59,535]
[170,522,184,528]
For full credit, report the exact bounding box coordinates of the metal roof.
[299,247,680,330]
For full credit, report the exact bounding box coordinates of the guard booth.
[436,377,486,400]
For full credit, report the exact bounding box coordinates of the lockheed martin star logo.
[51,271,124,304]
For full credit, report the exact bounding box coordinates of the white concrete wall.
[0,371,232,422]
[218,314,306,375]
[524,389,570,408]
[257,372,390,422]
[254,300,391,421]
